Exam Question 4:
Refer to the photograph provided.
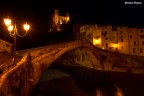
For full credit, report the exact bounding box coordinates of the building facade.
[0,39,12,55]
[73,24,144,56]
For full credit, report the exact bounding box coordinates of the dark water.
[31,64,144,96]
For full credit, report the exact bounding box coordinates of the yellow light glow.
[116,87,123,96]
[96,40,99,43]
[113,44,118,48]
[60,19,63,24]
[66,17,70,22]
[65,13,70,22]
[93,38,101,45]
[4,18,12,26]
[8,25,14,31]
[23,23,30,31]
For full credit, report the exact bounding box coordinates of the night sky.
[0,0,144,50]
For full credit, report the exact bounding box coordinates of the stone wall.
[0,52,34,96]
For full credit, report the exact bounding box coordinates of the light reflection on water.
[94,86,123,96]
[95,89,103,96]
[115,87,123,96]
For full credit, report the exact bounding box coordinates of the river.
[30,64,144,96]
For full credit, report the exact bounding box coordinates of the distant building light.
[113,43,118,48]
[93,38,101,45]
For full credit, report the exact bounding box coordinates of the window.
[106,37,107,40]
[134,42,136,45]
[121,39,123,42]
[105,31,107,34]
[140,35,144,38]
[112,27,117,31]
[140,48,143,53]
[133,48,136,53]
[6,44,10,47]
[106,43,108,47]
[102,31,106,36]
[130,35,132,39]
[142,41,144,45]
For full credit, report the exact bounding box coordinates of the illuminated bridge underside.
[0,40,143,96]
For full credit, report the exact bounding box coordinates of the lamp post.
[4,18,30,51]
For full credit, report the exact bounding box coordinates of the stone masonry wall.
[0,52,34,96]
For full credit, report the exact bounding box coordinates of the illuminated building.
[48,9,70,32]
[74,24,144,56]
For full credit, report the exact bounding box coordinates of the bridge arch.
[0,40,107,96]
[30,41,102,85]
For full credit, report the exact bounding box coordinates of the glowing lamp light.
[3,17,31,51]
[4,18,12,26]
[23,23,30,31]
[8,25,14,32]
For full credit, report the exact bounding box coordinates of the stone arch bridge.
[0,40,143,96]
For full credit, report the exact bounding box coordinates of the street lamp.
[4,18,30,51]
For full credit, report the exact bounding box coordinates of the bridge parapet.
[0,52,34,96]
